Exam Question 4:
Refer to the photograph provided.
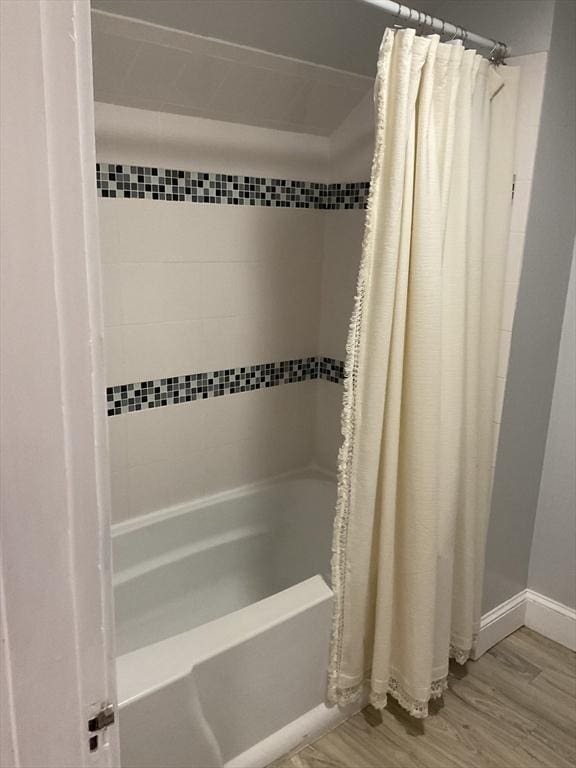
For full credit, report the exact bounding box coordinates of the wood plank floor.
[270,628,576,768]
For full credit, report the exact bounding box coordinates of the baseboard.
[475,588,576,658]
[524,589,576,652]
[474,590,527,658]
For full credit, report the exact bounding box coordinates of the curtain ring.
[489,41,507,65]
[488,42,499,62]
[393,1,404,29]
[448,24,460,42]
[417,10,424,34]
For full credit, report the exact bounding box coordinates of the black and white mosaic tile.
[107,356,345,416]
[319,356,346,383]
[323,182,370,210]
[96,163,369,210]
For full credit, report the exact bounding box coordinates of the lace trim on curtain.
[328,30,392,714]
[328,643,474,719]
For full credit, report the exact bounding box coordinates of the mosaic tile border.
[107,356,345,416]
[96,163,369,210]
[319,356,346,384]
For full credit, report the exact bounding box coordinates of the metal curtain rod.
[359,0,508,63]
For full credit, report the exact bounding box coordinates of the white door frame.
[1,1,119,765]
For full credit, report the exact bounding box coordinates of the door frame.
[0,1,119,765]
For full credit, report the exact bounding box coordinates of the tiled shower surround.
[97,163,369,210]
[98,114,369,521]
[100,162,356,419]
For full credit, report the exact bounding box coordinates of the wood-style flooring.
[270,628,576,768]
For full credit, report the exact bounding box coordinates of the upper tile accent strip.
[96,163,369,210]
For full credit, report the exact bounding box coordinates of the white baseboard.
[474,590,527,658]
[475,588,576,658]
[525,589,576,652]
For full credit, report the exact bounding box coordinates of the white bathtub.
[113,471,353,768]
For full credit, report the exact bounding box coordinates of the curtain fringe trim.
[327,644,473,719]
[327,29,393,718]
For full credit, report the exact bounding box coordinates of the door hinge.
[512,173,516,201]
[88,704,115,732]
[88,704,115,752]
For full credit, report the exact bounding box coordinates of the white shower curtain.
[328,28,519,718]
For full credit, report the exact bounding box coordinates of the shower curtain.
[328,28,519,718]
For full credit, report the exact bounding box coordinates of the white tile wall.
[98,108,328,521]
[91,10,372,137]
[99,198,324,388]
[121,321,205,383]
[108,384,316,521]
[312,210,365,470]
[120,263,203,324]
[98,199,324,265]
[317,210,366,361]
[95,102,331,181]
[102,265,323,385]
[314,380,345,473]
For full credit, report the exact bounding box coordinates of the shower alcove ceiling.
[92,5,377,523]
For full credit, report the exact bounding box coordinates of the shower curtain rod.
[358,0,509,63]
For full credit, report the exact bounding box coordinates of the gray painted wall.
[528,248,576,608]
[416,0,555,56]
[483,0,576,612]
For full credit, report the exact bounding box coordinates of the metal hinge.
[88,704,115,732]
[88,704,115,752]
[511,173,516,201]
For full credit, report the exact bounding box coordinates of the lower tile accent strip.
[107,356,345,416]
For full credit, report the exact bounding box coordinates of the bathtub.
[113,470,355,768]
